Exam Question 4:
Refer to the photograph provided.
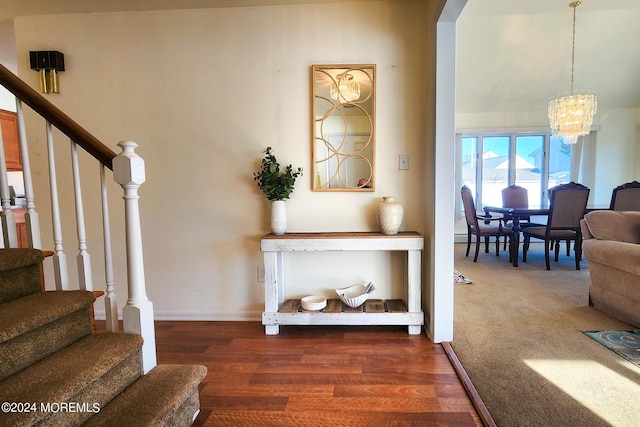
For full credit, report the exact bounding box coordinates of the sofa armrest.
[583,239,640,277]
[580,219,593,240]
[582,211,640,243]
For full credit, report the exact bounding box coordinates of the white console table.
[260,231,424,335]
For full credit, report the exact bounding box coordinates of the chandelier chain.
[569,1,581,94]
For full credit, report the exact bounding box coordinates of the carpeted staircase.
[0,248,207,426]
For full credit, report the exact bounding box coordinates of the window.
[458,132,573,210]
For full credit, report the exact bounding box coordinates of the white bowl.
[301,295,327,311]
[335,284,370,308]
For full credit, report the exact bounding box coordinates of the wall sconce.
[29,51,65,94]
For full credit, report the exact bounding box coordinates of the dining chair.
[500,185,546,249]
[502,185,529,210]
[461,185,510,262]
[522,182,590,270]
[610,181,640,211]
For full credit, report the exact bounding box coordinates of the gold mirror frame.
[312,64,376,191]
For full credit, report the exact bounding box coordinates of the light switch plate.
[399,154,409,170]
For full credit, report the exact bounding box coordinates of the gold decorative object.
[312,64,375,191]
[29,50,65,94]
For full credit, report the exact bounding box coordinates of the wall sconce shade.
[29,50,65,94]
[29,51,65,72]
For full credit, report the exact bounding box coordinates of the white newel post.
[113,140,156,374]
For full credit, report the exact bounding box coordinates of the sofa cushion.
[582,211,640,244]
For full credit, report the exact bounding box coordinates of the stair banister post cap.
[114,140,146,186]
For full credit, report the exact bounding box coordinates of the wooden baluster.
[0,125,17,248]
[100,164,118,332]
[114,141,156,373]
[46,121,69,290]
[70,140,92,291]
[16,100,41,249]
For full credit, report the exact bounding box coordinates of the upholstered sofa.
[581,210,640,327]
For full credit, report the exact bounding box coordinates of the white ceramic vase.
[270,200,287,235]
[376,196,403,235]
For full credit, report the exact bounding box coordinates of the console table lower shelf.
[260,231,425,335]
[262,298,423,331]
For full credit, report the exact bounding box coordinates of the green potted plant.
[253,146,303,235]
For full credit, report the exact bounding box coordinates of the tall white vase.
[270,200,287,235]
[376,196,403,235]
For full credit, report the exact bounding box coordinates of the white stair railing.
[101,164,118,332]
[16,100,41,250]
[0,129,17,248]
[46,121,69,290]
[70,140,92,291]
[0,63,156,374]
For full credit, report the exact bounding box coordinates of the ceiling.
[0,0,372,21]
[461,0,640,15]
[1,0,638,113]
[457,0,640,113]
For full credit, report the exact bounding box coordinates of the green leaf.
[253,146,303,201]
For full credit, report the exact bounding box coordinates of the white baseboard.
[454,234,467,243]
[454,234,508,244]
[93,310,262,322]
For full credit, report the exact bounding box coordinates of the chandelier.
[548,1,597,144]
[330,73,360,103]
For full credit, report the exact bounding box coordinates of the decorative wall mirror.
[312,64,376,191]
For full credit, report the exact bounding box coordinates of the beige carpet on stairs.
[0,247,207,426]
[452,242,640,427]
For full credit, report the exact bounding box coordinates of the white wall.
[13,1,437,320]
[592,108,640,205]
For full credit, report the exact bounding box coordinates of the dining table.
[483,206,550,267]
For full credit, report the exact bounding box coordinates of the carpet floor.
[452,242,640,427]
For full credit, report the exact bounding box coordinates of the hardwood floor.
[134,321,483,426]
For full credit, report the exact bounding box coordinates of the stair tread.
[0,290,96,343]
[0,333,143,425]
[84,364,207,427]
[0,248,44,272]
[0,249,46,304]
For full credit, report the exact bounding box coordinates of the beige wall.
[13,1,438,320]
